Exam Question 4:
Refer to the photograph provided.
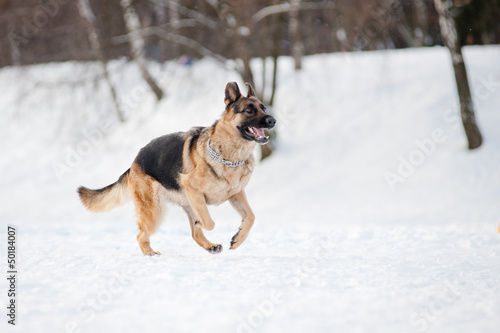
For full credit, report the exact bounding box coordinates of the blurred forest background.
[2,0,498,156]
[2,0,499,69]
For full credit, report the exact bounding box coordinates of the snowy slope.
[1,46,499,333]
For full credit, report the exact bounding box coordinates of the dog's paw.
[208,244,223,254]
[145,250,161,256]
[229,232,241,250]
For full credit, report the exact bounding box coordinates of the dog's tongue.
[252,127,266,139]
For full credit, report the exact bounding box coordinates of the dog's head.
[222,82,276,145]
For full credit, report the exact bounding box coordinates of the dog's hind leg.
[229,191,255,250]
[183,206,222,254]
[129,163,163,256]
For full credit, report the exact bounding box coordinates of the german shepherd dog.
[78,82,276,256]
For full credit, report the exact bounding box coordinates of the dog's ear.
[225,82,241,106]
[245,82,256,98]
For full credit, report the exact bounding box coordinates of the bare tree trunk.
[9,38,21,67]
[434,0,482,149]
[168,0,181,58]
[240,54,255,87]
[154,3,168,61]
[413,0,428,46]
[289,0,303,70]
[233,30,255,86]
[268,5,282,108]
[259,52,278,161]
[260,8,282,161]
[8,19,22,66]
[268,52,279,107]
[77,0,125,123]
[260,56,267,101]
[120,0,164,101]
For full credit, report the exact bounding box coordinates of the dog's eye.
[245,107,254,114]
[260,105,266,113]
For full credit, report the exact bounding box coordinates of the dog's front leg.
[229,190,255,250]
[183,206,222,254]
[182,180,216,231]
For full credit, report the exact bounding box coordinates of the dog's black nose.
[264,115,276,129]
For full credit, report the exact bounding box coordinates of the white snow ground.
[1,46,499,333]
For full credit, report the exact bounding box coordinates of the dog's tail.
[77,169,131,213]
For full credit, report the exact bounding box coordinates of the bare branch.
[77,0,125,122]
[148,0,219,29]
[153,28,227,64]
[112,27,227,64]
[252,1,336,24]
[120,0,164,100]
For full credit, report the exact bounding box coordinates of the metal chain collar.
[206,139,247,167]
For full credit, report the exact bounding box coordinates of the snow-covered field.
[1,46,499,333]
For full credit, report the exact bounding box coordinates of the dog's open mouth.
[244,126,269,144]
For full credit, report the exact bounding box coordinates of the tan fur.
[180,121,255,230]
[78,172,130,212]
[183,206,222,252]
[128,163,164,256]
[228,191,255,249]
[124,112,258,254]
